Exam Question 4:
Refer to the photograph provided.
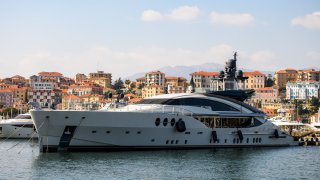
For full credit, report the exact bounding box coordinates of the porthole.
[65,116,69,119]
[185,132,191,134]
[259,138,262,143]
[166,140,169,144]
[170,118,176,126]
[82,117,86,119]
[155,118,160,126]
[253,138,255,143]
[163,118,168,126]
[246,138,249,143]
[106,131,111,134]
[175,140,179,144]
[46,116,50,119]
[225,139,227,143]
[137,131,141,134]
[197,132,203,134]
[184,140,188,144]
[151,139,155,142]
[92,130,96,133]
[171,140,174,144]
[125,131,130,134]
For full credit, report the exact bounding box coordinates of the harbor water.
[0,139,320,180]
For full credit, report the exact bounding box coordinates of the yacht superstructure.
[30,93,299,152]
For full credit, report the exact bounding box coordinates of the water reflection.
[1,140,319,180]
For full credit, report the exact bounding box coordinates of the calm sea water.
[0,139,319,180]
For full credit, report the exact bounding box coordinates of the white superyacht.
[30,53,299,152]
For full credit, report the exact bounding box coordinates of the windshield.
[14,115,31,119]
[135,98,171,104]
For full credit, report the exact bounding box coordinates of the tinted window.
[136,97,238,111]
[166,98,238,111]
[136,99,170,104]
[14,115,31,119]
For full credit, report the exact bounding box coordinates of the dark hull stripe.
[42,144,292,152]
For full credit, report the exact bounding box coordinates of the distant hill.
[124,63,274,81]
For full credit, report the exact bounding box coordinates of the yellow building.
[142,85,164,98]
[61,94,82,110]
[297,69,320,82]
[88,71,112,88]
[274,69,298,89]
[165,76,187,87]
[243,71,266,89]
[13,87,29,103]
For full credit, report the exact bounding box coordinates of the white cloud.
[168,6,201,21]
[291,12,320,30]
[250,51,275,63]
[141,10,163,22]
[210,12,255,26]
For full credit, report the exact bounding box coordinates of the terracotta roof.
[38,72,63,77]
[63,94,80,100]
[0,88,14,93]
[276,69,297,74]
[128,98,142,103]
[11,75,26,79]
[124,93,136,97]
[146,71,164,75]
[136,77,146,81]
[243,71,265,76]
[191,71,219,76]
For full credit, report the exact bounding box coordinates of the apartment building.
[274,68,298,89]
[67,83,103,96]
[145,71,165,87]
[297,69,320,82]
[0,89,14,107]
[286,81,320,99]
[88,71,112,88]
[75,73,87,83]
[142,84,164,98]
[190,71,219,92]
[243,71,266,89]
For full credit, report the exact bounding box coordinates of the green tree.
[265,74,274,87]
[113,78,124,93]
[310,97,320,114]
[0,108,19,118]
[125,79,131,86]
[138,83,145,90]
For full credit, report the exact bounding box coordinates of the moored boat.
[0,113,38,139]
[30,93,299,152]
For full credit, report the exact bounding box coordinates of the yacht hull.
[31,110,299,152]
[0,123,38,139]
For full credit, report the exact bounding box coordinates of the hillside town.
[0,68,320,124]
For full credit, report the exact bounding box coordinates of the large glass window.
[166,98,238,111]
[136,98,238,111]
[14,115,31,119]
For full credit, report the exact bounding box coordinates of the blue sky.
[0,0,319,79]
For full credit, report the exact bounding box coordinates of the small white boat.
[0,113,38,139]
